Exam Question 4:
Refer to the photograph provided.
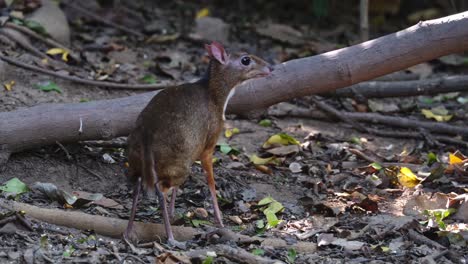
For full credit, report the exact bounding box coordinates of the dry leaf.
[398,167,421,188]
[46,47,69,62]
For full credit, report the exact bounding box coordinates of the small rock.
[23,248,34,264]
[256,23,305,45]
[228,215,243,225]
[8,251,20,260]
[193,17,229,43]
[102,153,116,164]
[108,50,138,65]
[235,200,250,213]
[0,222,17,234]
[194,208,208,219]
[27,0,70,45]
[226,162,246,170]
[289,162,302,173]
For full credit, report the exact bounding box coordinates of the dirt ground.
[1,1,467,263]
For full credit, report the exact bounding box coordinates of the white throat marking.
[223,88,236,120]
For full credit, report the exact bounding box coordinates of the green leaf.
[427,152,438,165]
[79,98,89,103]
[267,201,284,214]
[350,136,362,145]
[252,248,265,256]
[418,97,434,104]
[36,81,62,93]
[202,256,214,264]
[191,219,211,228]
[287,248,297,264]
[265,210,279,227]
[370,162,382,170]
[0,178,29,195]
[423,208,457,230]
[259,119,272,127]
[219,144,232,154]
[258,196,275,206]
[256,220,265,229]
[140,74,157,84]
[63,245,75,257]
[219,143,232,154]
[24,20,49,36]
[258,196,284,228]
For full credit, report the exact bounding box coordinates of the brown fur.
[127,51,271,194]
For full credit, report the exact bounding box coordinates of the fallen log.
[0,199,317,253]
[1,12,468,163]
[328,75,468,98]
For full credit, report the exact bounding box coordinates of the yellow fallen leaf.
[224,128,240,138]
[194,158,218,165]
[196,8,210,19]
[398,167,421,188]
[249,154,281,166]
[46,48,69,62]
[263,133,300,148]
[421,108,452,122]
[449,153,464,165]
[3,80,15,91]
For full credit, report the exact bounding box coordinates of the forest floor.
[0,1,467,263]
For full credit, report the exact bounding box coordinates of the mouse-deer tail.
[141,143,157,193]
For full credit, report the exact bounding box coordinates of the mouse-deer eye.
[240,56,251,66]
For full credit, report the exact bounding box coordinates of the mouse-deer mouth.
[247,66,272,79]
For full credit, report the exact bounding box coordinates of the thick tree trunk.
[226,11,468,113]
[1,12,468,162]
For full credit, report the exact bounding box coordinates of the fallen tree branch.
[186,245,281,264]
[269,103,468,148]
[0,29,48,59]
[0,199,317,253]
[271,104,468,137]
[329,75,468,98]
[310,97,463,147]
[63,2,145,38]
[3,22,80,62]
[0,54,176,89]
[1,12,468,159]
[0,198,199,241]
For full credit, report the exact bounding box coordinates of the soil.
[0,1,467,263]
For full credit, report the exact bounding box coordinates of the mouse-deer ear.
[205,41,228,64]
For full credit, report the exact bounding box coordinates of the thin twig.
[407,229,446,250]
[311,96,369,133]
[76,164,104,181]
[4,22,67,49]
[55,141,72,161]
[3,22,80,62]
[360,0,369,41]
[0,54,177,89]
[0,29,48,59]
[64,2,145,38]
